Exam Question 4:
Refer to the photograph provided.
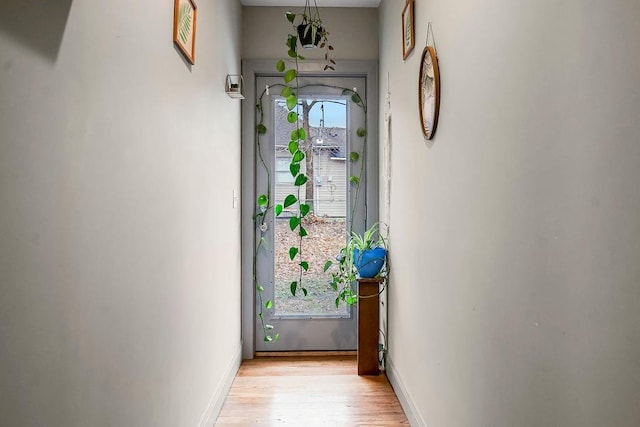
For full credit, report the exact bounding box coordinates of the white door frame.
[241,60,379,359]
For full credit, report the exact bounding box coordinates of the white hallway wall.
[380,0,640,426]
[0,0,242,425]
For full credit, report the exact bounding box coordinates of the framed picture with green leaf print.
[402,0,415,60]
[173,0,197,64]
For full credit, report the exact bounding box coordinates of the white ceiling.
[240,0,380,7]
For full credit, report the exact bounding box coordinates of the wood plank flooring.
[215,355,409,426]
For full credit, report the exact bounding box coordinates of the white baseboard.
[199,342,242,427]
[385,356,428,427]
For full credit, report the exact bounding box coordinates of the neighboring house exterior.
[309,126,347,218]
[274,102,347,218]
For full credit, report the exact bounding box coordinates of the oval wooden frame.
[418,46,440,139]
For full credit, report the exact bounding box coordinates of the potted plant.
[285,0,335,70]
[351,223,387,278]
[296,14,322,48]
[327,223,387,306]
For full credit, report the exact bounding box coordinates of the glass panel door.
[255,75,367,351]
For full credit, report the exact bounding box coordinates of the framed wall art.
[418,46,440,139]
[402,0,415,60]
[173,0,197,64]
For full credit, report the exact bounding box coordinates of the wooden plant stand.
[357,277,383,376]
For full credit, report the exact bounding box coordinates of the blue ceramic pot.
[353,247,387,278]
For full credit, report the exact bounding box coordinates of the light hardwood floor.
[215,355,409,426]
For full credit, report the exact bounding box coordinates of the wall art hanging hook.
[426,22,437,53]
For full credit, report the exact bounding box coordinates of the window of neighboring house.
[276,156,294,183]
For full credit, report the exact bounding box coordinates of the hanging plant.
[286,0,335,71]
[253,7,364,343]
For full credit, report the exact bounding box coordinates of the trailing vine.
[253,11,369,343]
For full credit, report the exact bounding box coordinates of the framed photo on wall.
[173,0,197,64]
[402,0,415,60]
[418,46,440,139]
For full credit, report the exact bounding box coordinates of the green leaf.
[292,150,305,163]
[281,86,293,97]
[288,140,298,154]
[289,217,300,231]
[300,204,310,217]
[290,281,298,296]
[302,288,308,297]
[256,124,267,134]
[286,11,296,23]
[265,324,274,330]
[335,297,340,308]
[349,151,360,162]
[323,260,333,272]
[264,335,272,342]
[284,194,297,208]
[295,174,308,186]
[350,175,360,185]
[265,300,273,309]
[287,112,298,123]
[300,261,309,271]
[177,4,193,45]
[284,69,297,83]
[257,194,268,207]
[286,94,298,110]
[289,247,299,260]
[257,285,265,292]
[288,49,298,58]
[275,204,283,216]
[290,163,300,177]
[276,59,285,72]
[298,226,308,237]
[286,35,297,51]
[298,128,306,140]
[352,93,362,104]
[357,128,367,137]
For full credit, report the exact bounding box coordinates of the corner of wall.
[199,343,242,427]
[385,356,428,427]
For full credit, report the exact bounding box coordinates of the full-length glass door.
[255,75,367,351]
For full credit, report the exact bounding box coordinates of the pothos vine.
[253,11,368,343]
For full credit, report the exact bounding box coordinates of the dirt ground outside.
[274,215,350,316]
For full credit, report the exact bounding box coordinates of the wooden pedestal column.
[357,277,382,376]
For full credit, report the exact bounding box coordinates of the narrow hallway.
[216,356,409,425]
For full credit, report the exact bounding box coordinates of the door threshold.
[255,350,357,357]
